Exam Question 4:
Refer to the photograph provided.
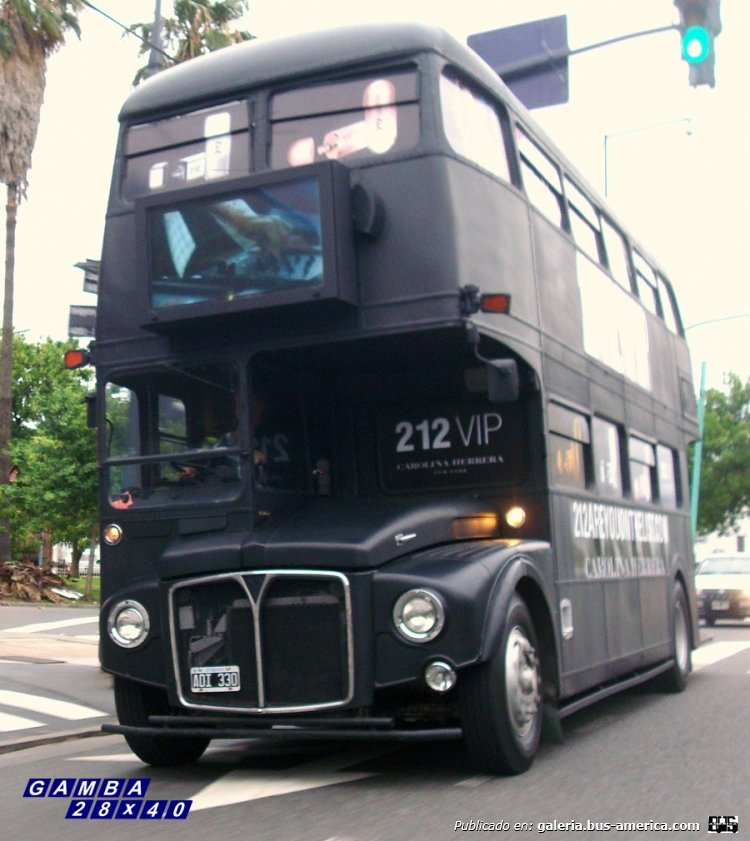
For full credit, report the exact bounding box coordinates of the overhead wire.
[78,0,175,62]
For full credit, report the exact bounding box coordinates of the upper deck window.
[601,217,633,291]
[270,69,419,169]
[122,101,250,201]
[516,128,564,227]
[657,273,683,334]
[564,177,602,263]
[439,72,510,180]
[632,250,661,316]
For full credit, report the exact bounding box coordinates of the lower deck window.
[549,403,589,490]
[629,436,656,503]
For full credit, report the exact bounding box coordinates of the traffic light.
[674,0,721,87]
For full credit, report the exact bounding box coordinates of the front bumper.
[103,713,462,743]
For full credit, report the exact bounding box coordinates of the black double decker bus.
[81,23,698,775]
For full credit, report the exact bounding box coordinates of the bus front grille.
[169,571,353,713]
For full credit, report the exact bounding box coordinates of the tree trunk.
[0,182,17,563]
[84,527,98,601]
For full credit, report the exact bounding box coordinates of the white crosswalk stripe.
[0,711,45,732]
[0,689,107,720]
[0,689,108,734]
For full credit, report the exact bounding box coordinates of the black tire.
[704,614,715,627]
[459,595,542,775]
[656,583,692,693]
[114,676,210,766]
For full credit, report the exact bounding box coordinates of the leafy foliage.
[0,0,81,59]
[128,0,253,84]
[0,336,97,561]
[695,372,750,536]
[0,0,83,564]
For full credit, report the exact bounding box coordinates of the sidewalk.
[0,615,112,754]
[0,631,100,667]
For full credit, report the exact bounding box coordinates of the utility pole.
[145,0,165,79]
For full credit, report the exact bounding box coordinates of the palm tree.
[0,0,82,561]
[129,0,253,85]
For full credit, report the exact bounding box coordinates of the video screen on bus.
[144,170,333,312]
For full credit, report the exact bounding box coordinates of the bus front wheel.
[114,676,210,766]
[459,595,542,775]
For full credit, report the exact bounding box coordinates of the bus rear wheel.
[656,583,692,693]
[114,676,210,766]
[459,595,542,775]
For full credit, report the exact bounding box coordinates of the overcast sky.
[5,0,748,390]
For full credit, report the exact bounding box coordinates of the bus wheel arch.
[479,563,559,707]
[459,592,543,774]
[655,577,692,693]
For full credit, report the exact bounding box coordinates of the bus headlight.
[107,600,150,649]
[393,588,445,642]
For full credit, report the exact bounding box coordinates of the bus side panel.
[443,161,538,332]
[553,492,692,698]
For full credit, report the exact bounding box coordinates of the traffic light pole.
[494,24,677,83]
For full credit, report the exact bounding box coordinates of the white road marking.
[692,640,750,670]
[455,775,493,788]
[1,616,98,634]
[190,750,385,811]
[0,711,45,732]
[0,690,107,720]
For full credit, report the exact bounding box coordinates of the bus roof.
[115,21,670,281]
[119,22,502,122]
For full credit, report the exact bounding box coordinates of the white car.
[695,555,750,626]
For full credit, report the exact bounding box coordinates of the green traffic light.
[682,25,711,63]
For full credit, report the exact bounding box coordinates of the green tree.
[0,0,82,562]
[695,372,750,536]
[0,336,97,571]
[129,0,253,84]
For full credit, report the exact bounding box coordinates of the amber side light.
[504,506,527,529]
[103,524,123,545]
[451,514,498,540]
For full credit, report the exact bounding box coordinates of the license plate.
[190,665,240,693]
[711,599,730,611]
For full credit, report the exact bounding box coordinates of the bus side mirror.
[487,359,519,403]
[84,392,97,429]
